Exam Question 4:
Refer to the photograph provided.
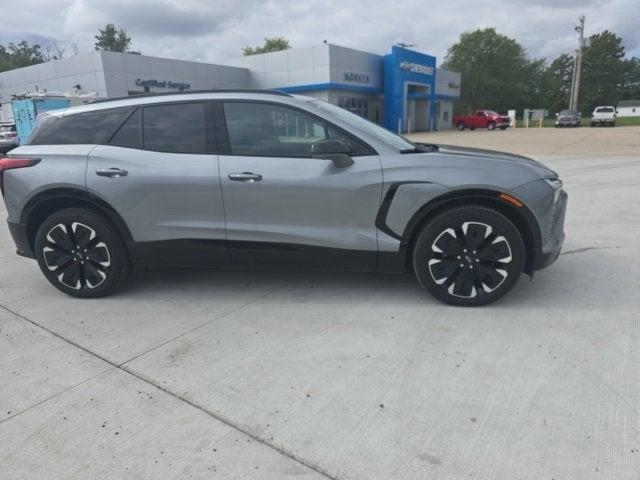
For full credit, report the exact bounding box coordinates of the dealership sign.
[135,78,191,91]
[398,61,434,76]
[343,71,370,84]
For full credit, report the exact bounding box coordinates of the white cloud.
[2,0,639,64]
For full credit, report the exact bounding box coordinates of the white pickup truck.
[591,106,616,127]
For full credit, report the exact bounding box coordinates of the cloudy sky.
[3,0,640,64]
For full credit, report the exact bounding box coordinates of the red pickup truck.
[453,110,511,131]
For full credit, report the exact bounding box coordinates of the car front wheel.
[412,206,525,306]
[487,122,496,130]
[34,208,130,298]
[457,122,465,131]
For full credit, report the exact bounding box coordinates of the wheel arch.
[399,189,542,275]
[20,188,133,254]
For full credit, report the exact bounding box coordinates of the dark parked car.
[554,110,581,128]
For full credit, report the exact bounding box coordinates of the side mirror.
[311,139,354,168]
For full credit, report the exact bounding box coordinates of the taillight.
[0,157,41,196]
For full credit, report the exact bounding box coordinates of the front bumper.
[7,220,35,258]
[532,190,567,271]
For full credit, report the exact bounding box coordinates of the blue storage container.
[11,97,70,144]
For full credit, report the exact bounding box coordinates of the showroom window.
[142,102,208,153]
[337,96,382,124]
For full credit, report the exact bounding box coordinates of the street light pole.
[569,15,586,111]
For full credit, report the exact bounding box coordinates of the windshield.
[308,100,415,151]
[559,110,577,116]
[596,107,614,113]
[484,110,498,116]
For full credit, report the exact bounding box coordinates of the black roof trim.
[89,89,292,104]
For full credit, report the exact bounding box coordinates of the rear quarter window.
[28,109,128,145]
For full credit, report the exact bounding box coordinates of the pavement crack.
[0,367,113,426]
[0,302,339,480]
[118,286,280,367]
[561,246,620,255]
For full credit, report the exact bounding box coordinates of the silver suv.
[0,90,567,306]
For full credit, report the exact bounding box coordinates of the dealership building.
[0,44,460,132]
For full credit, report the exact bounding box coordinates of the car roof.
[56,90,296,117]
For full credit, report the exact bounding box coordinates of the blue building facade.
[383,46,437,132]
[227,43,461,132]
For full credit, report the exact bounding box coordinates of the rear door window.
[142,102,208,153]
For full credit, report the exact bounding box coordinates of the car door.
[215,100,383,269]
[87,101,228,266]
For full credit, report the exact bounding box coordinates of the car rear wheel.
[34,208,130,298]
[457,122,465,131]
[412,206,525,306]
[487,121,496,130]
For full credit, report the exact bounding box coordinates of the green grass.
[514,116,640,128]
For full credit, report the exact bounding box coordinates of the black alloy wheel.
[413,206,525,306]
[35,208,130,298]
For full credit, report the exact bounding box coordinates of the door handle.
[228,172,262,182]
[96,168,128,178]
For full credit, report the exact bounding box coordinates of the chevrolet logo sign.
[399,61,434,76]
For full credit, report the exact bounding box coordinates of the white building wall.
[0,51,251,104]
[0,51,107,102]
[100,52,250,97]
[224,45,332,89]
[435,68,461,98]
[616,105,640,117]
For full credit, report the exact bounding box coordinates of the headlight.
[544,177,563,203]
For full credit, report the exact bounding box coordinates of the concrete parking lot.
[1,127,639,479]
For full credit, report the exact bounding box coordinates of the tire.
[34,208,130,298]
[487,121,496,131]
[470,127,476,131]
[457,122,465,131]
[591,122,595,127]
[499,125,508,130]
[611,122,616,127]
[412,206,525,307]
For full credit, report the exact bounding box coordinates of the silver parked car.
[0,90,567,306]
[0,123,20,152]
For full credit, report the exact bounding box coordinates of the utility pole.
[569,15,586,111]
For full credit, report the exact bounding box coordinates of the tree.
[0,41,44,73]
[542,53,574,114]
[42,42,79,61]
[94,24,136,53]
[442,28,538,114]
[578,30,626,114]
[243,37,290,56]
[621,57,640,101]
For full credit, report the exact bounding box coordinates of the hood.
[435,144,557,176]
